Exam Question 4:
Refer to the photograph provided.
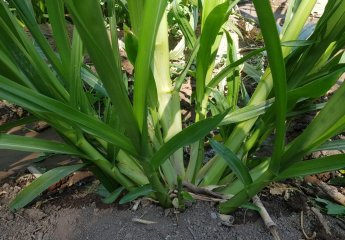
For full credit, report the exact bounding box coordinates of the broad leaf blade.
[119,184,153,204]
[0,115,38,132]
[220,99,274,126]
[45,0,71,67]
[0,134,84,156]
[277,154,345,180]
[102,187,125,204]
[10,164,87,210]
[151,112,227,169]
[65,0,140,145]
[313,140,345,152]
[210,139,253,186]
[196,1,230,104]
[282,82,345,167]
[133,0,167,133]
[253,0,287,174]
[172,0,196,49]
[0,76,138,156]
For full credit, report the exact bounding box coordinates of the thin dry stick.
[187,226,196,240]
[182,181,228,199]
[131,218,156,224]
[300,210,317,240]
[252,195,281,240]
[310,207,331,235]
[187,192,226,203]
[305,176,345,206]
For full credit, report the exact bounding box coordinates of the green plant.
[1,0,345,213]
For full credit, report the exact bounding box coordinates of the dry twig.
[252,195,281,240]
[310,207,331,236]
[187,192,226,203]
[132,218,156,224]
[182,181,229,199]
[305,176,345,206]
[300,210,317,240]
[187,226,196,240]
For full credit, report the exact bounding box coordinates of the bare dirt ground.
[1,175,345,240]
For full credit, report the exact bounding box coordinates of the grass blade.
[151,111,227,169]
[65,0,140,145]
[10,164,87,210]
[172,0,197,49]
[0,115,38,132]
[102,187,125,204]
[312,140,345,152]
[210,140,253,186]
[45,0,71,68]
[220,99,274,126]
[0,134,84,156]
[0,76,138,156]
[277,155,345,180]
[119,184,153,204]
[133,0,167,133]
[253,0,287,174]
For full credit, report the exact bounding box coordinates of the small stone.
[210,212,218,220]
[2,183,10,189]
[164,209,170,217]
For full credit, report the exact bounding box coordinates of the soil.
[1,175,345,240]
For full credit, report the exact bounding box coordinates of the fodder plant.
[1,0,345,213]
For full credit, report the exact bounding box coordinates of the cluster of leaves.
[0,0,345,214]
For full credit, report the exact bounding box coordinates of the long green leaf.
[200,0,316,186]
[45,0,71,68]
[80,67,107,97]
[206,47,265,93]
[312,140,345,152]
[10,0,64,76]
[0,2,68,101]
[64,0,140,146]
[174,40,200,92]
[127,0,144,36]
[0,76,138,156]
[196,1,230,105]
[0,115,38,132]
[119,184,153,204]
[210,140,252,186]
[151,111,227,169]
[220,99,274,126]
[277,154,345,180]
[253,0,287,174]
[10,164,87,210]
[172,0,196,49]
[102,187,125,204]
[0,134,84,156]
[133,0,167,133]
[282,82,345,167]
